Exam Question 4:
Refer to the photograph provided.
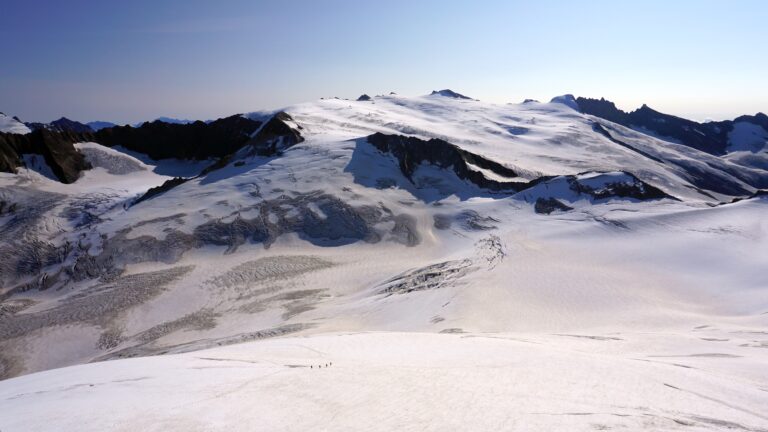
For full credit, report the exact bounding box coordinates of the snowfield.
[2,330,767,432]
[0,93,766,431]
[0,113,31,134]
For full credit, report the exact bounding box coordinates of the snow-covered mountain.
[0,92,767,431]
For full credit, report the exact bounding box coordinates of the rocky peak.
[50,117,93,133]
[430,89,472,100]
[247,112,304,156]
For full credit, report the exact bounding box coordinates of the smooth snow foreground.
[1,331,767,432]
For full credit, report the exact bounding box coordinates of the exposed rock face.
[356,94,372,101]
[246,112,304,156]
[576,98,627,125]
[430,89,472,99]
[2,115,263,184]
[367,133,523,191]
[0,129,91,183]
[133,177,189,204]
[566,173,671,201]
[92,114,262,160]
[534,198,573,214]
[0,189,418,292]
[575,97,762,155]
[590,121,755,196]
[86,121,116,131]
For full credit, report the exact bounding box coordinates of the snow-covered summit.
[549,93,579,110]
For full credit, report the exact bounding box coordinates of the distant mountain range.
[1,116,202,136]
[1,92,766,197]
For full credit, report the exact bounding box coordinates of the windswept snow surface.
[0,94,767,431]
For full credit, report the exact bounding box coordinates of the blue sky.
[1,0,766,123]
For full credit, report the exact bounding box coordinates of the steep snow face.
[76,142,147,175]
[728,121,768,153]
[722,122,768,171]
[0,113,31,134]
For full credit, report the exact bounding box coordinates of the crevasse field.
[0,94,766,431]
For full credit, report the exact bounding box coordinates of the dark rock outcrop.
[356,94,372,101]
[1,114,264,184]
[92,114,262,160]
[130,112,305,203]
[575,97,752,155]
[133,177,189,205]
[430,89,472,100]
[246,112,304,156]
[591,121,757,196]
[367,133,523,191]
[0,129,91,183]
[566,173,670,201]
[575,98,627,125]
[534,198,573,214]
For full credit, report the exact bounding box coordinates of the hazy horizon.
[2,0,766,124]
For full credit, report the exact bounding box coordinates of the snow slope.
[728,121,768,153]
[0,93,767,431]
[2,330,767,432]
[0,113,31,134]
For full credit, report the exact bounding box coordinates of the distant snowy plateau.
[0,93,767,431]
